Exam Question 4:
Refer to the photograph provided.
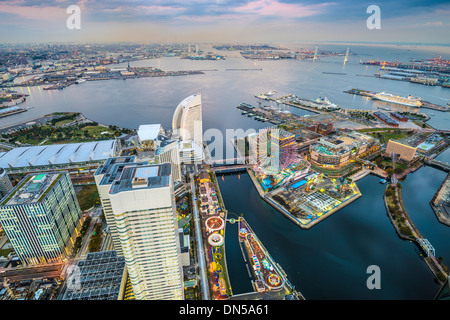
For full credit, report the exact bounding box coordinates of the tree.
[385,189,395,197]
[386,168,394,176]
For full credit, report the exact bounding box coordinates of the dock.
[0,106,27,118]
[344,88,449,112]
[430,173,450,227]
[231,217,304,300]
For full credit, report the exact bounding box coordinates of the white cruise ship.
[372,92,422,107]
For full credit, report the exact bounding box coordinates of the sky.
[0,0,449,45]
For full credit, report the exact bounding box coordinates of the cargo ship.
[372,92,422,107]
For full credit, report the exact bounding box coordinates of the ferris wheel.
[249,127,299,174]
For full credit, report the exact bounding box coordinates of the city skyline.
[0,2,448,303]
[0,0,449,45]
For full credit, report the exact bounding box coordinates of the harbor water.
[219,172,440,299]
[2,43,449,299]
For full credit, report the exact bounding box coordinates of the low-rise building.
[384,140,417,162]
[309,131,377,168]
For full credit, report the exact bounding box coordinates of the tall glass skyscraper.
[0,172,82,265]
[109,163,184,300]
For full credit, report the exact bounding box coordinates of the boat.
[379,179,387,184]
[266,90,277,96]
[372,92,422,107]
[75,79,86,84]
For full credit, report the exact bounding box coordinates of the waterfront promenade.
[430,173,450,227]
[383,182,449,284]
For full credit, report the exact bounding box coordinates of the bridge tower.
[344,47,349,64]
[313,47,318,61]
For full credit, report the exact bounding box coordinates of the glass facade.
[0,172,82,265]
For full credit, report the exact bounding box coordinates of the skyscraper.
[155,140,182,182]
[94,156,139,256]
[0,172,82,265]
[0,168,13,199]
[172,93,203,147]
[172,93,204,163]
[108,163,184,300]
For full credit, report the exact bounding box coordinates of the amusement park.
[195,171,232,299]
[237,218,300,298]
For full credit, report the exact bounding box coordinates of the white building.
[94,156,143,256]
[108,163,184,300]
[137,124,163,151]
[172,94,204,163]
[155,140,182,182]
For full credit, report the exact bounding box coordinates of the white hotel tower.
[108,163,184,300]
[172,93,204,163]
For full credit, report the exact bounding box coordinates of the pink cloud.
[0,3,66,20]
[135,5,186,16]
[234,0,333,18]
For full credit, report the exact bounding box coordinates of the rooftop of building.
[109,163,172,194]
[179,93,200,109]
[137,124,162,142]
[62,250,126,300]
[1,172,64,206]
[155,139,178,156]
[311,131,374,156]
[0,140,117,169]
[95,156,135,177]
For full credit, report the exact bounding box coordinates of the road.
[0,263,63,282]
[190,173,210,300]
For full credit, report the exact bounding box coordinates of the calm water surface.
[2,44,449,299]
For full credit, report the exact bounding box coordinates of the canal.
[219,171,441,299]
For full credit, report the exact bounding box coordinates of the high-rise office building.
[155,140,182,182]
[0,168,13,199]
[0,172,82,265]
[94,156,137,256]
[109,163,184,300]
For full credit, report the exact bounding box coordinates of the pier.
[384,183,449,284]
[193,171,233,299]
[344,88,449,112]
[430,173,450,227]
[230,217,304,300]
